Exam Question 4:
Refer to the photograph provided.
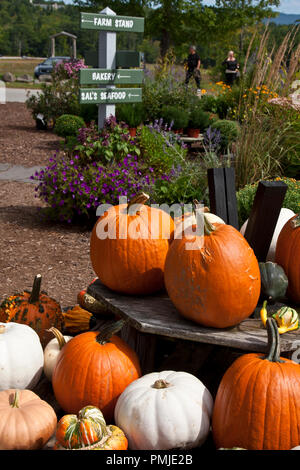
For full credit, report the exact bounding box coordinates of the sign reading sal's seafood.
[80,88,142,104]
[81,12,144,32]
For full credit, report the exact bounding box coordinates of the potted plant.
[187,107,211,138]
[160,105,189,134]
[116,103,145,136]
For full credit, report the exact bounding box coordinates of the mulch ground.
[0,103,95,307]
[0,102,61,167]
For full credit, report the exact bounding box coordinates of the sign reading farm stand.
[80,7,144,129]
[81,12,144,33]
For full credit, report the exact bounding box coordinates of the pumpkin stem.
[0,325,5,334]
[127,192,150,214]
[47,327,66,350]
[264,318,285,363]
[152,379,171,389]
[291,214,300,229]
[193,199,210,213]
[29,274,42,304]
[11,390,20,408]
[96,319,127,345]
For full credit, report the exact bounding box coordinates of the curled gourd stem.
[47,327,66,349]
[264,318,285,363]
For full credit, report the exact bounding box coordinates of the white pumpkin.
[240,208,295,262]
[43,327,72,382]
[0,322,44,390]
[291,446,300,450]
[114,370,214,450]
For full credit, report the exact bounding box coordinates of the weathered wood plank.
[207,167,239,228]
[88,280,300,353]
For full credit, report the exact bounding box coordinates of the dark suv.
[34,56,71,78]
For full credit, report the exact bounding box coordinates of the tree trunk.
[160,28,171,58]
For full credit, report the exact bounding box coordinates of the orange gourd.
[53,425,128,450]
[164,215,261,328]
[275,214,300,304]
[90,193,174,295]
[212,318,300,450]
[52,320,141,422]
[0,274,63,347]
[0,389,57,450]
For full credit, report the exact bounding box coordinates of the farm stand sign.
[81,12,144,33]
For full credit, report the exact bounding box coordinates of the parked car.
[34,56,71,78]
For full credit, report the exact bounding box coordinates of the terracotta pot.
[129,128,137,137]
[187,128,200,138]
[174,129,183,135]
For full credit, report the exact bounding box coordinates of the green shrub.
[211,119,240,149]
[199,95,219,114]
[160,105,189,130]
[116,103,145,128]
[54,114,86,138]
[237,177,300,226]
[79,103,98,124]
[188,107,211,131]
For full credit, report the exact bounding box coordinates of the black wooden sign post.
[243,180,288,261]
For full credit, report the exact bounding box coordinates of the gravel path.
[0,104,95,308]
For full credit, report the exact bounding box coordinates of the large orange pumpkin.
[90,193,174,295]
[52,320,141,422]
[212,318,300,450]
[275,213,300,304]
[164,215,261,328]
[0,274,63,347]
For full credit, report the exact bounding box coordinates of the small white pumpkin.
[114,370,214,450]
[43,327,72,382]
[0,322,44,390]
[291,446,300,450]
[240,208,295,262]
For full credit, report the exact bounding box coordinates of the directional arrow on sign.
[80,68,143,85]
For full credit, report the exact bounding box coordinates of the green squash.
[259,261,288,303]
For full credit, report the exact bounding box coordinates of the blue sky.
[63,0,300,14]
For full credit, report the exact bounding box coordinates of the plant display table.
[87,279,300,374]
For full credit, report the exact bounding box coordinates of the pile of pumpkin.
[0,193,299,451]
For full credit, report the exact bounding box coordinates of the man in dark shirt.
[184,45,201,92]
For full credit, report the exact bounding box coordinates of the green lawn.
[0,58,42,77]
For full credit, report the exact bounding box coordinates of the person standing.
[184,45,201,93]
[222,50,239,86]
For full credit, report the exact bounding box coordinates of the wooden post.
[243,180,288,261]
[73,38,77,59]
[51,37,55,57]
[207,167,239,229]
[98,7,116,129]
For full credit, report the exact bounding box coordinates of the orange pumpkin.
[0,274,63,347]
[275,214,300,304]
[0,389,57,450]
[212,318,300,450]
[90,193,174,295]
[164,215,261,328]
[52,320,141,422]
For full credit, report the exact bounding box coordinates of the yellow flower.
[201,89,206,94]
